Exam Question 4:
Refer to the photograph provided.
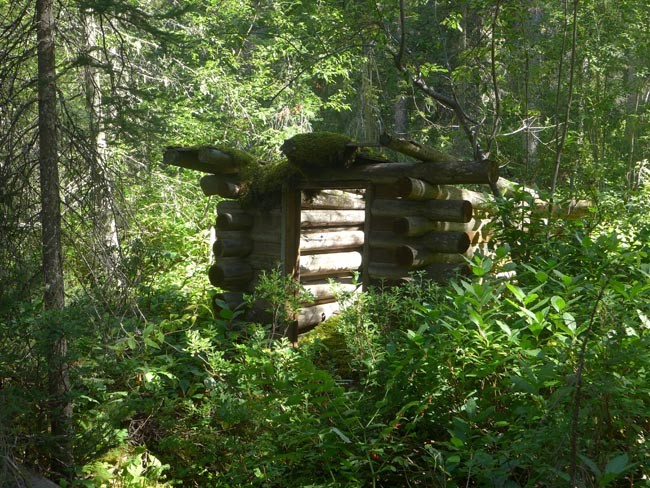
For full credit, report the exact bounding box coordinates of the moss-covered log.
[164,146,256,174]
[313,159,498,185]
[200,175,242,198]
[281,132,357,169]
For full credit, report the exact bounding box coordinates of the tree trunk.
[82,10,121,283]
[36,0,72,475]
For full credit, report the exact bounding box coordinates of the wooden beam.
[372,198,472,223]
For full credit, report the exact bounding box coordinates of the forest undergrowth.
[2,189,650,487]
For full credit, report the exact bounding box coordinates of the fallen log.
[299,251,362,277]
[208,260,253,287]
[372,198,472,223]
[200,174,242,198]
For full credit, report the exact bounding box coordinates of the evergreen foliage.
[1,0,650,486]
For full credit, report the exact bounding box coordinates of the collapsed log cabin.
[162,132,592,340]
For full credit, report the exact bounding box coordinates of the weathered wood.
[299,251,363,277]
[395,176,439,200]
[300,209,366,228]
[164,146,242,174]
[213,237,253,257]
[208,261,253,287]
[379,132,456,162]
[281,187,302,342]
[303,281,360,303]
[393,216,490,237]
[395,242,486,268]
[395,243,488,266]
[395,177,491,208]
[297,301,341,331]
[313,159,498,185]
[215,229,281,244]
[369,230,471,253]
[216,212,254,230]
[368,262,467,282]
[372,198,472,223]
[200,174,242,198]
[197,147,242,174]
[301,189,365,209]
[300,230,364,252]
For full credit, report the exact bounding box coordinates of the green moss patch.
[280,131,357,170]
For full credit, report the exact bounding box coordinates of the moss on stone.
[280,131,357,170]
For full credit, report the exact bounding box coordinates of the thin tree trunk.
[82,10,121,280]
[36,0,72,475]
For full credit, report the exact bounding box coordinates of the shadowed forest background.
[1,0,649,486]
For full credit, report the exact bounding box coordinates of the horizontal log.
[164,146,251,174]
[215,229,281,244]
[393,216,490,237]
[300,230,364,252]
[395,242,488,268]
[301,189,365,209]
[301,209,366,228]
[208,261,253,288]
[372,199,472,223]
[395,176,438,200]
[297,301,341,330]
[200,174,242,198]
[213,237,253,257]
[313,159,498,185]
[197,147,244,174]
[216,212,254,230]
[303,281,360,304]
[369,230,471,253]
[397,243,489,266]
[368,262,467,282]
[379,132,456,163]
[395,177,491,208]
[299,251,362,277]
